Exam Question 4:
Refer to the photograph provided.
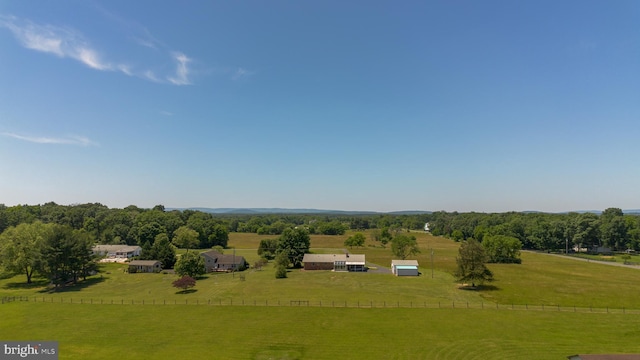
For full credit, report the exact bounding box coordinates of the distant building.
[201,250,247,272]
[302,254,366,272]
[93,245,142,259]
[128,260,162,273]
[424,223,430,232]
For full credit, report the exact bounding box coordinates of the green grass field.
[2,231,640,359]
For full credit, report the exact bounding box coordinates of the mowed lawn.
[1,302,640,360]
[2,231,640,359]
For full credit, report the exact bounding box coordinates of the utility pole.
[431,249,434,279]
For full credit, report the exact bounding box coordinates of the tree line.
[428,208,640,252]
[0,203,431,248]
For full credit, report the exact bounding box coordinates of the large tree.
[172,226,199,250]
[174,251,206,278]
[454,238,493,287]
[41,225,97,287]
[600,208,628,250]
[257,238,278,260]
[482,235,522,263]
[151,233,177,269]
[0,222,51,283]
[390,234,420,260]
[277,228,310,268]
[344,232,366,249]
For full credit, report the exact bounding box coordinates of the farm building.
[93,245,142,259]
[391,260,419,276]
[128,260,162,273]
[201,250,248,272]
[302,254,366,272]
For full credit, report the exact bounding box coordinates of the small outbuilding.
[391,260,419,276]
[128,260,162,273]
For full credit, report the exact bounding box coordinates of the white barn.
[391,260,419,276]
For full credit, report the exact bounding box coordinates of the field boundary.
[3,296,640,314]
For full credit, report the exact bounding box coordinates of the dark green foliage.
[482,235,522,263]
[274,250,291,268]
[313,221,347,235]
[390,234,420,260]
[174,251,206,278]
[151,234,177,269]
[454,239,493,287]
[257,238,278,260]
[275,265,287,279]
[277,228,310,268]
[344,232,366,248]
[41,225,97,287]
[172,226,199,249]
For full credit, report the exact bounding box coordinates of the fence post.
[557,304,560,311]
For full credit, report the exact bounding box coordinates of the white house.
[424,223,430,232]
[391,259,419,276]
[92,245,142,259]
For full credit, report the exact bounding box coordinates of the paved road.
[524,250,640,269]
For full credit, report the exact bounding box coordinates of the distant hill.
[167,207,432,215]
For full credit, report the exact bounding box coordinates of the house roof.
[201,250,222,260]
[302,253,366,265]
[128,260,160,266]
[93,245,141,253]
[392,260,419,266]
[200,250,246,265]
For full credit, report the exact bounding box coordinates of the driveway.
[524,250,640,270]
[365,262,392,274]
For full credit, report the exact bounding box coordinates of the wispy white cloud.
[144,70,161,83]
[2,132,98,146]
[0,15,113,71]
[0,14,198,86]
[159,110,173,116]
[167,52,191,85]
[232,67,255,81]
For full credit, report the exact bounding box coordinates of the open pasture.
[1,302,640,359]
[2,232,640,358]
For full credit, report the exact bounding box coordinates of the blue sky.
[1,1,639,213]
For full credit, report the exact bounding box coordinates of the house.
[128,260,162,273]
[590,246,612,255]
[93,245,142,259]
[391,260,419,276]
[568,356,640,360]
[424,222,430,232]
[201,250,247,272]
[302,254,367,272]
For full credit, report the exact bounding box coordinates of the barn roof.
[391,260,419,266]
[302,253,365,264]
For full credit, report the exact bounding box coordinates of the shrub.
[275,265,287,279]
